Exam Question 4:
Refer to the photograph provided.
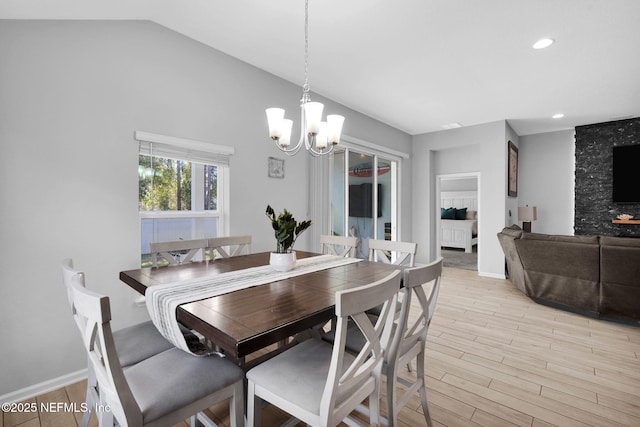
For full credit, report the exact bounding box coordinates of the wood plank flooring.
[3,267,639,426]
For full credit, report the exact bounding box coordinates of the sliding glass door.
[332,148,398,259]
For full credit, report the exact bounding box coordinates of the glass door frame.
[330,137,404,246]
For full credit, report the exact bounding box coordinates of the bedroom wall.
[412,121,510,278]
[518,130,575,235]
[0,20,411,398]
[441,177,478,192]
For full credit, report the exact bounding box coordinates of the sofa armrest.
[497,229,526,293]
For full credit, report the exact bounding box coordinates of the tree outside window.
[139,156,217,211]
[138,155,220,266]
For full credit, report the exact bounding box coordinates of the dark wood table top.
[120,251,401,363]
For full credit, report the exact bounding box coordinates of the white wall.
[412,121,510,278]
[434,144,481,174]
[518,130,575,235]
[441,177,478,192]
[0,20,411,396]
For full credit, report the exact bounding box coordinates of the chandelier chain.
[302,0,310,95]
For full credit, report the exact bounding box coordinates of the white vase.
[270,251,297,272]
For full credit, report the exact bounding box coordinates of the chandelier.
[265,0,345,157]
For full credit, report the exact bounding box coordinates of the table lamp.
[518,205,537,232]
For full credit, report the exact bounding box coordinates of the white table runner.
[146,254,362,355]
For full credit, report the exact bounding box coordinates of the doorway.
[436,173,480,271]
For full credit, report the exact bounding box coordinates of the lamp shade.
[303,102,324,135]
[315,122,328,149]
[279,119,293,147]
[266,108,285,139]
[326,114,345,145]
[518,206,537,222]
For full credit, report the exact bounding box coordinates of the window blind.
[135,131,234,166]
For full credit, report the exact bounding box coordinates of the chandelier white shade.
[265,0,344,157]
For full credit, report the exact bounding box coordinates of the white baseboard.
[479,271,506,280]
[0,369,88,404]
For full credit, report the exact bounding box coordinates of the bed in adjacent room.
[440,191,478,253]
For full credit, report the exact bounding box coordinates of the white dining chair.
[320,234,358,257]
[385,258,442,426]
[150,238,209,266]
[61,259,175,427]
[326,258,443,426]
[67,270,245,427]
[365,239,417,324]
[208,235,252,259]
[368,239,417,267]
[246,270,401,427]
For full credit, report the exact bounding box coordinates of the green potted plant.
[265,205,312,271]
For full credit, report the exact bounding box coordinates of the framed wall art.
[508,140,518,197]
[268,156,284,179]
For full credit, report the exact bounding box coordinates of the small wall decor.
[268,156,284,179]
[508,140,518,197]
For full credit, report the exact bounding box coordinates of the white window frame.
[135,131,233,240]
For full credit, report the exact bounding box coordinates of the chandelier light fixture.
[265,0,344,157]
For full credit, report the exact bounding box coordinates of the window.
[138,157,218,211]
[136,132,233,266]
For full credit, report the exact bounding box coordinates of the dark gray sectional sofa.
[498,226,640,320]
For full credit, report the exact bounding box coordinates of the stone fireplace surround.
[575,117,640,237]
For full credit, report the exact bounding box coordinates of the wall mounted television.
[612,144,640,204]
[349,183,382,217]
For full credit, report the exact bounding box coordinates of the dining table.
[119,251,402,367]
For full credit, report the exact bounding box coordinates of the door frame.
[436,172,481,270]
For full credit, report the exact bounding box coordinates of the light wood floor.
[3,267,640,426]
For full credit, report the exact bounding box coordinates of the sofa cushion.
[515,239,600,313]
[600,236,640,248]
[600,238,640,319]
[522,233,600,245]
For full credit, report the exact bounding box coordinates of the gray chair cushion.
[125,348,244,424]
[322,314,381,355]
[114,321,174,367]
[246,338,355,416]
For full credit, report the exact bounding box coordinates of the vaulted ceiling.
[3,0,639,136]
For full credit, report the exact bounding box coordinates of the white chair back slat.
[150,238,209,266]
[208,235,252,259]
[368,239,417,267]
[320,235,358,258]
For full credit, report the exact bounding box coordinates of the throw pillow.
[441,207,456,219]
[455,208,467,220]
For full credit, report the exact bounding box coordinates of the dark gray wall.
[575,117,640,236]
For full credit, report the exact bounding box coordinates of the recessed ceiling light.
[533,38,554,49]
[552,113,564,119]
